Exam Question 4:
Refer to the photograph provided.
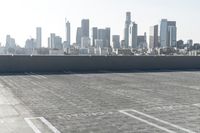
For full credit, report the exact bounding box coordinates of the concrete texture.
[0,71,199,132]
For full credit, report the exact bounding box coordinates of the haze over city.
[0,0,200,47]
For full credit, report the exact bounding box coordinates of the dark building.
[81,19,89,38]
[92,27,98,47]
[76,27,82,47]
[112,35,120,49]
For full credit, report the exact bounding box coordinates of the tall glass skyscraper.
[160,19,177,48]
[81,19,89,38]
[124,12,132,48]
[129,22,138,49]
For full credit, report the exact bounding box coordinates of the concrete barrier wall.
[0,55,200,73]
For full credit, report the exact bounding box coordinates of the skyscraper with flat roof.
[129,22,138,48]
[76,27,82,47]
[160,19,177,48]
[36,27,42,48]
[105,28,111,48]
[112,35,120,49]
[149,25,159,49]
[92,27,98,47]
[81,19,89,38]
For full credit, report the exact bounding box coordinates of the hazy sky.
[0,0,199,47]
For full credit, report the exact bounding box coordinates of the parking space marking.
[193,103,200,108]
[30,72,47,79]
[119,109,196,133]
[24,117,61,133]
[25,73,47,79]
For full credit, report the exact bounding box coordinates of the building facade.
[65,20,71,48]
[129,22,138,48]
[124,12,132,48]
[149,25,159,49]
[160,19,177,48]
[36,27,42,48]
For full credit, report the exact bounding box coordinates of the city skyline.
[0,0,200,47]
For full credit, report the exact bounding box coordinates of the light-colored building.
[95,39,104,48]
[149,25,159,49]
[65,20,71,48]
[124,12,132,48]
[36,27,42,48]
[48,33,63,49]
[81,37,90,48]
[129,22,138,48]
[160,19,177,48]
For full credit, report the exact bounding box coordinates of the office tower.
[160,19,168,47]
[97,29,106,48]
[137,32,147,49]
[129,22,138,48]
[187,39,193,47]
[65,20,71,48]
[95,39,104,48]
[81,37,90,48]
[149,25,159,49]
[112,35,120,49]
[36,27,42,48]
[105,28,111,48]
[168,21,177,47]
[160,19,177,48]
[81,19,89,38]
[5,35,16,49]
[25,38,36,49]
[97,28,111,48]
[92,27,98,47]
[48,33,63,49]
[124,12,132,48]
[76,27,82,47]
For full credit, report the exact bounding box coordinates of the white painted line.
[24,118,42,133]
[25,73,47,79]
[119,110,176,133]
[24,117,61,133]
[30,72,47,79]
[120,109,196,133]
[193,103,200,108]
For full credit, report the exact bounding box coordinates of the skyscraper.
[48,33,62,49]
[76,27,82,47]
[36,27,42,48]
[97,29,106,48]
[149,25,159,49]
[112,35,120,49]
[105,28,111,48]
[5,35,16,49]
[124,12,132,48]
[65,19,71,48]
[168,21,177,47]
[129,22,138,48]
[92,27,98,47]
[160,19,177,48]
[97,28,111,48]
[81,19,89,38]
[160,19,168,48]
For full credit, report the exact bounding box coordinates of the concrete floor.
[0,71,199,133]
